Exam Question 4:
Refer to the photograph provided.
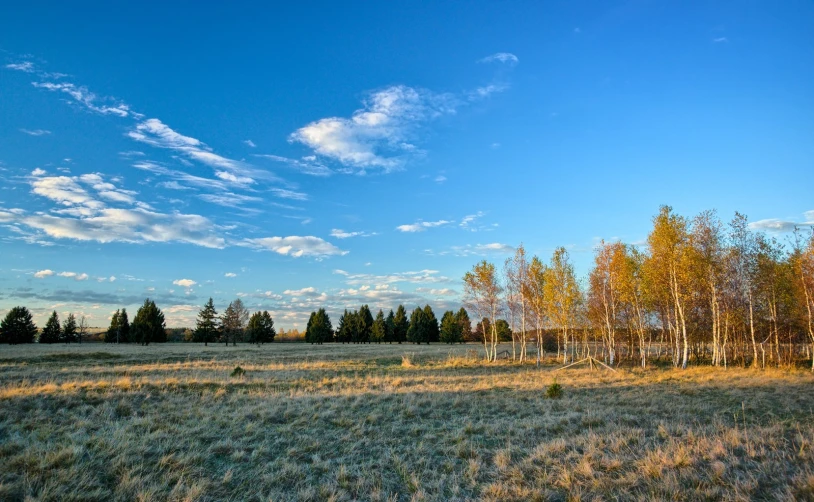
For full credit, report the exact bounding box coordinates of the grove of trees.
[464,206,814,369]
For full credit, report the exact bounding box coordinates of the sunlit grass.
[1,342,813,500]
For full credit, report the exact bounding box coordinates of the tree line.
[304,305,471,344]
[464,206,814,369]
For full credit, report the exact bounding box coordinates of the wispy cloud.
[32,82,134,117]
[6,61,36,72]
[242,236,348,258]
[396,219,454,232]
[749,210,814,232]
[283,287,319,297]
[224,272,237,278]
[20,128,51,136]
[478,52,519,65]
[330,229,377,239]
[243,139,256,148]
[290,85,458,172]
[254,154,333,177]
[333,268,451,286]
[713,37,729,43]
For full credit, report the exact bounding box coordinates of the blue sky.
[1,1,812,328]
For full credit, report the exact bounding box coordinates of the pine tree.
[305,308,333,344]
[359,305,373,343]
[0,306,38,344]
[105,310,121,343]
[371,309,386,343]
[119,309,130,343]
[393,305,409,344]
[132,299,166,346]
[407,307,428,344]
[246,311,276,344]
[61,313,77,343]
[423,304,439,343]
[440,310,463,343]
[455,308,472,341]
[194,298,219,346]
[40,311,61,344]
[336,309,351,343]
[385,309,396,343]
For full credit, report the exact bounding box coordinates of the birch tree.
[463,260,502,362]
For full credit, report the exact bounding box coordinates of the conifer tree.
[407,307,428,344]
[0,306,37,344]
[132,299,166,346]
[61,313,77,343]
[359,304,373,343]
[455,307,472,341]
[371,309,386,343]
[393,305,409,344]
[385,309,396,343]
[105,310,120,343]
[305,308,333,344]
[119,308,130,343]
[423,304,439,342]
[194,298,219,345]
[246,311,276,344]
[440,310,463,343]
[40,311,61,344]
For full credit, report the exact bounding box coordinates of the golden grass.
[1,342,813,501]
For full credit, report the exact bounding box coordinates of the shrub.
[231,366,246,378]
[546,380,563,399]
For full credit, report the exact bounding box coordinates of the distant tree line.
[464,206,814,369]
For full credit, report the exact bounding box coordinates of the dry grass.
[1,343,813,501]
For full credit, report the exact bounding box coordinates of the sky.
[1,1,813,329]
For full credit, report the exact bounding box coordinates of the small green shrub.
[546,380,563,399]
[231,366,245,378]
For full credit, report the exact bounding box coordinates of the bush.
[546,380,563,399]
[231,366,245,378]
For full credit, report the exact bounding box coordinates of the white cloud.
[470,83,509,99]
[439,242,515,257]
[58,271,88,281]
[333,268,450,286]
[330,229,376,239]
[31,168,47,176]
[34,269,54,278]
[434,175,447,183]
[242,236,348,258]
[415,287,457,296]
[20,129,51,136]
[109,276,116,282]
[478,52,519,65]
[396,220,453,232]
[290,85,457,171]
[32,82,133,117]
[283,287,318,296]
[270,188,308,201]
[244,139,256,148]
[224,272,237,278]
[6,61,35,72]
[749,211,814,233]
[173,279,197,288]
[254,154,333,177]
[713,37,729,43]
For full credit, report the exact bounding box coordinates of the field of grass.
[1,343,813,501]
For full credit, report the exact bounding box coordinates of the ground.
[1,343,813,501]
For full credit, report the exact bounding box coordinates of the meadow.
[1,343,813,501]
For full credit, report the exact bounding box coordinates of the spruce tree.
[359,305,373,343]
[385,309,396,343]
[393,305,409,344]
[440,310,463,343]
[119,308,130,342]
[423,304,439,343]
[0,306,38,344]
[132,299,166,346]
[407,307,427,344]
[194,298,219,346]
[246,311,275,344]
[40,311,61,344]
[371,309,386,343]
[105,310,120,343]
[61,313,78,343]
[336,310,350,344]
[455,308,472,341]
[306,308,333,344]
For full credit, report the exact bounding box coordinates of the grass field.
[1,343,813,501]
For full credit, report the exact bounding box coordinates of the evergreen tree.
[393,305,409,344]
[440,310,463,343]
[348,310,364,343]
[385,309,396,343]
[40,311,61,344]
[0,306,37,344]
[194,298,219,345]
[423,304,439,342]
[359,304,373,343]
[61,313,78,343]
[132,299,166,345]
[336,309,351,343]
[496,319,513,342]
[371,309,386,343]
[221,299,249,346]
[407,307,429,344]
[305,308,333,344]
[246,311,276,344]
[105,310,120,343]
[455,307,472,341]
[119,308,130,342]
